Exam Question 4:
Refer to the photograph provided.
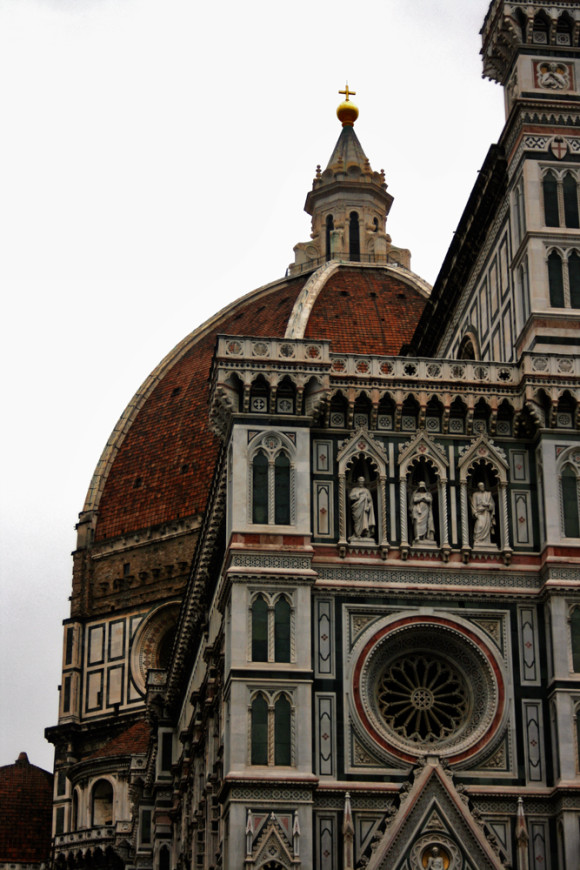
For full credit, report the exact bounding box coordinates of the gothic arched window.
[252,450,269,524]
[569,251,580,308]
[349,211,360,262]
[532,12,549,45]
[274,695,292,765]
[250,692,293,766]
[557,14,573,46]
[574,705,580,773]
[548,250,565,307]
[518,261,530,327]
[562,465,580,538]
[250,436,294,527]
[251,595,268,662]
[514,179,525,243]
[571,608,580,672]
[251,694,269,764]
[458,335,476,360]
[325,214,334,261]
[274,453,290,524]
[274,597,291,663]
[543,171,559,226]
[563,173,580,228]
[250,593,293,663]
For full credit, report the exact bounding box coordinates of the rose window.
[352,617,505,762]
[376,653,468,744]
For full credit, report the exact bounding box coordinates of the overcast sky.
[0,0,505,772]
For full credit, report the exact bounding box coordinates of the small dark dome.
[0,752,53,863]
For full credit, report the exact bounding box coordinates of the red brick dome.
[0,752,53,863]
[87,264,428,543]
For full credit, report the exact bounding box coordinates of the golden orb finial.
[337,83,358,127]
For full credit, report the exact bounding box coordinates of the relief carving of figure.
[411,481,435,544]
[471,482,495,546]
[349,476,375,539]
[426,846,445,870]
[538,62,569,90]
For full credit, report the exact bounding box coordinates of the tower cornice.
[481,0,580,86]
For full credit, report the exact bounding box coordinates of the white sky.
[0,0,505,772]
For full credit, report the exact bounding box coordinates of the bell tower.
[291,87,411,274]
[481,1,580,355]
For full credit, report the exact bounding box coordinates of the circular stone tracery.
[352,616,505,763]
[377,654,468,744]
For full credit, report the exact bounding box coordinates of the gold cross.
[339,83,356,101]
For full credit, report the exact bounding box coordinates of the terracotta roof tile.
[94,266,425,542]
[95,278,307,541]
[304,267,425,354]
[86,720,151,759]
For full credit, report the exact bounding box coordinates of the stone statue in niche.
[411,481,435,545]
[349,476,376,540]
[425,846,445,869]
[471,482,496,547]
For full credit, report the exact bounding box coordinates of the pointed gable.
[366,762,505,870]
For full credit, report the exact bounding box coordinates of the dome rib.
[85,274,308,541]
[84,264,429,544]
[286,261,431,341]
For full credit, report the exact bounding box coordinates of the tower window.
[532,13,549,44]
[62,676,71,713]
[562,465,580,538]
[325,214,334,261]
[518,260,530,328]
[557,14,573,46]
[571,608,580,672]
[250,593,293,663]
[274,695,291,765]
[349,211,360,262]
[569,252,580,308]
[65,626,74,666]
[274,453,290,524]
[548,251,565,307]
[514,180,525,244]
[250,440,294,527]
[274,596,291,663]
[563,173,580,228]
[250,691,293,766]
[543,172,559,227]
[543,170,580,229]
[547,247,580,309]
[252,450,269,524]
[251,595,268,662]
[251,694,269,764]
